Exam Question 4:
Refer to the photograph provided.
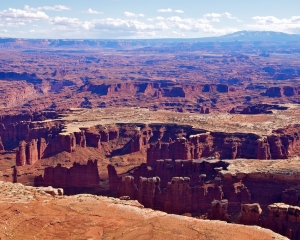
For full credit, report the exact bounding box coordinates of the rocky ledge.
[0,181,286,240]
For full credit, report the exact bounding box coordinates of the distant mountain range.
[201,31,300,42]
[0,31,299,49]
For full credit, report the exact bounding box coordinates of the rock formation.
[0,137,4,151]
[110,159,251,215]
[282,187,300,206]
[264,86,300,98]
[8,120,300,168]
[239,203,262,225]
[35,186,64,196]
[16,138,46,166]
[107,164,121,192]
[230,104,288,114]
[16,141,27,166]
[35,160,100,190]
[208,199,230,222]
[75,129,86,148]
[145,124,300,164]
[262,203,300,240]
[108,156,300,240]
[26,139,39,165]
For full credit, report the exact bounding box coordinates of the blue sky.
[0,0,300,39]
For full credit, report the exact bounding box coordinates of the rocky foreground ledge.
[0,181,287,240]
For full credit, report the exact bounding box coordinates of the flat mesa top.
[58,105,300,136]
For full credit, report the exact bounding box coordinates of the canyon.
[2,36,300,239]
[0,107,299,238]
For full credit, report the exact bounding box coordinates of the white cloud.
[147,16,164,21]
[0,7,49,27]
[49,17,90,29]
[124,12,145,18]
[93,18,160,31]
[82,8,104,14]
[223,12,243,22]
[0,8,49,20]
[204,13,222,18]
[172,31,185,37]
[157,8,184,14]
[0,7,240,38]
[24,5,71,12]
[246,15,300,33]
[157,8,173,13]
[203,12,242,23]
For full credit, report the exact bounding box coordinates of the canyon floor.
[61,105,300,135]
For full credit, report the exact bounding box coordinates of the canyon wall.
[34,160,100,189]
[237,202,300,240]
[87,81,231,98]
[15,122,300,166]
[143,124,300,164]
[109,159,300,239]
[108,159,251,215]
[108,158,300,215]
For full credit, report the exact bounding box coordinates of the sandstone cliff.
[34,160,100,190]
[109,159,251,215]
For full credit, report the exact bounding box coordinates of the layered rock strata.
[262,203,300,240]
[109,159,300,239]
[109,159,251,215]
[10,120,300,166]
[34,160,100,189]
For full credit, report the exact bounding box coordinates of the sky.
[0,0,300,39]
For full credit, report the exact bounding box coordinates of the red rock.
[35,160,100,189]
[85,131,101,148]
[26,139,39,165]
[38,138,47,159]
[239,203,262,225]
[111,160,252,215]
[283,86,297,96]
[265,87,282,97]
[46,133,76,154]
[208,199,230,221]
[16,141,27,166]
[131,133,144,152]
[166,87,186,97]
[75,130,86,148]
[107,164,121,192]
[100,130,109,142]
[262,203,300,240]
[0,136,4,151]
[117,176,137,200]
[145,124,300,163]
[282,187,300,206]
